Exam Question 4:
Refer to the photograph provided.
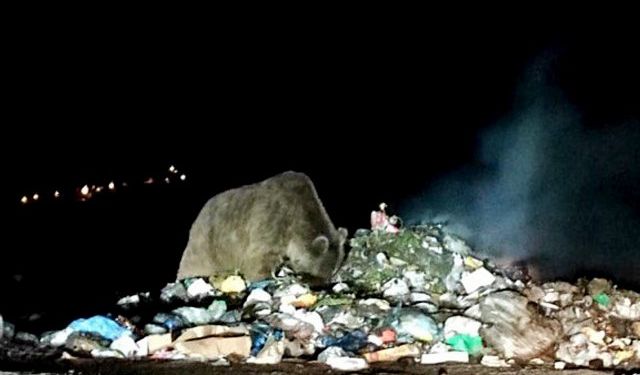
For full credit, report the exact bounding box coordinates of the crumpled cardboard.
[172,324,251,359]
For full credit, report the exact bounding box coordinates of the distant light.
[108,181,115,190]
[122,182,128,187]
[20,196,28,204]
[54,191,60,198]
[169,165,176,173]
[81,185,90,195]
[32,193,39,201]
[165,177,170,184]
[180,174,186,181]
[144,177,154,184]
[96,186,103,193]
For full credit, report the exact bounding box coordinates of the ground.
[0,358,634,375]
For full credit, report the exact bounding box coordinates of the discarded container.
[244,289,272,307]
[152,312,185,331]
[284,338,315,357]
[464,256,484,270]
[332,283,350,293]
[110,335,139,358]
[555,333,612,367]
[613,349,634,366]
[116,294,141,309]
[144,324,167,335]
[247,336,285,364]
[391,308,438,342]
[460,267,496,294]
[266,313,315,340]
[325,356,369,371]
[404,271,426,291]
[173,306,222,326]
[293,310,324,333]
[317,346,348,363]
[292,293,317,308]
[160,282,189,304]
[443,316,481,339]
[245,279,270,292]
[219,310,241,324]
[274,283,308,299]
[358,298,391,313]
[220,275,247,293]
[326,310,365,331]
[320,330,368,352]
[382,278,410,302]
[363,344,421,363]
[186,278,215,299]
[421,351,469,364]
[250,323,283,356]
[14,332,39,346]
[41,327,74,347]
[581,327,605,345]
[90,348,125,358]
[208,300,227,317]
[481,355,510,367]
[612,297,640,320]
[554,361,566,370]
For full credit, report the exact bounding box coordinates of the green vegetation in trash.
[337,225,457,294]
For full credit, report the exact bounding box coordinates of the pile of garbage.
[2,204,640,371]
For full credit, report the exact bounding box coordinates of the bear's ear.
[311,235,330,254]
[338,227,348,243]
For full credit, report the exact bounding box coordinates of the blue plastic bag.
[68,315,129,341]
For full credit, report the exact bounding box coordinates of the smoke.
[402,53,640,286]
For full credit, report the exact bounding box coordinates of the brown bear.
[176,171,347,285]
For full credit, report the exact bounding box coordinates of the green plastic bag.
[593,293,610,306]
[445,334,483,355]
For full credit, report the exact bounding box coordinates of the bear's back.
[176,171,335,280]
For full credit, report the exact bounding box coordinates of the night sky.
[2,18,638,332]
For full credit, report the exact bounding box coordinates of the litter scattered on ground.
[1,203,640,372]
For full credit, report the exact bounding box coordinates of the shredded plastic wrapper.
[370,203,400,234]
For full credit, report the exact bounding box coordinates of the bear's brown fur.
[176,171,347,284]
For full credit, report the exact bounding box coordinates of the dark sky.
[2,16,639,330]
[5,22,636,171]
[5,22,638,222]
[5,22,547,188]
